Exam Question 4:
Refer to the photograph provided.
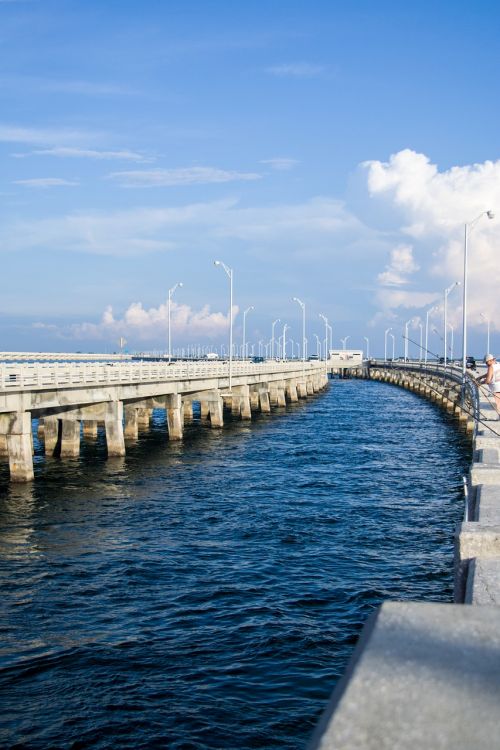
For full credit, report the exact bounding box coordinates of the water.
[0,380,470,749]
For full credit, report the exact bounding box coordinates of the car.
[308,354,320,360]
[466,356,476,370]
[252,356,265,363]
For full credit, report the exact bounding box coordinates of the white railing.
[0,360,324,392]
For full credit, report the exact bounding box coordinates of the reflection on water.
[0,381,471,749]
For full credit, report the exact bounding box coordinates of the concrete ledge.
[475,484,500,524]
[309,601,500,750]
[465,558,500,605]
[470,463,500,486]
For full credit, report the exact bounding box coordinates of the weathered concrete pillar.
[0,434,8,457]
[285,380,299,403]
[259,389,271,413]
[5,412,34,482]
[123,406,139,440]
[250,389,260,411]
[183,400,194,421]
[208,396,224,427]
[83,420,98,439]
[43,416,60,456]
[231,391,241,417]
[105,401,126,457]
[200,401,210,419]
[166,394,183,440]
[297,381,308,398]
[306,379,314,395]
[137,408,151,430]
[277,383,286,407]
[60,419,81,458]
[269,384,279,406]
[239,385,251,420]
[37,418,45,439]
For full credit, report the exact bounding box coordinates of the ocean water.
[0,379,471,749]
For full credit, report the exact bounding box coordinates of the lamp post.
[314,333,321,358]
[364,336,370,360]
[418,323,423,362]
[242,305,254,360]
[214,260,233,390]
[384,327,392,362]
[449,324,454,362]
[340,336,349,350]
[444,281,460,369]
[319,314,329,360]
[168,282,183,363]
[282,323,289,360]
[461,210,494,383]
[480,312,490,355]
[425,305,438,365]
[271,318,280,359]
[389,333,395,361]
[404,319,413,362]
[292,297,306,361]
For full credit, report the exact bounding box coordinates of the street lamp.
[389,333,395,361]
[384,327,392,362]
[313,333,321,358]
[340,336,349,350]
[449,324,454,361]
[461,210,494,382]
[364,336,370,360]
[404,319,414,361]
[444,281,460,369]
[168,282,183,362]
[425,305,439,365]
[282,323,290,360]
[242,306,254,360]
[480,312,491,355]
[418,323,423,362]
[319,314,329,361]
[214,260,233,390]
[292,297,306,361]
[271,318,281,359]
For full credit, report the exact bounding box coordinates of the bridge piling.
[104,402,126,456]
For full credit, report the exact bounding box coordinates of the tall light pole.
[292,297,306,361]
[364,336,370,360]
[418,323,423,362]
[282,323,289,360]
[340,336,349,350]
[319,314,329,360]
[444,281,460,369]
[242,305,254,360]
[480,312,490,355]
[449,324,454,361]
[425,305,438,365]
[404,319,413,362]
[168,281,183,362]
[462,210,494,382]
[384,327,392,362]
[389,332,395,361]
[271,318,280,359]
[314,333,321,358]
[214,260,233,390]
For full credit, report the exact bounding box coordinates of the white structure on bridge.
[0,358,328,482]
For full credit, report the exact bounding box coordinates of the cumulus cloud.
[364,149,499,328]
[107,166,262,188]
[14,177,79,188]
[69,300,238,343]
[377,244,419,286]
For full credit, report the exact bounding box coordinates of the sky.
[1,0,500,357]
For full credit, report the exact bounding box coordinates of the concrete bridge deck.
[0,358,328,483]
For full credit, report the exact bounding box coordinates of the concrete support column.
[269,384,279,406]
[183,400,194,421]
[250,389,260,411]
[306,379,314,395]
[105,401,126,457]
[83,420,98,439]
[37,418,45,439]
[200,401,210,419]
[277,382,286,407]
[297,381,308,398]
[259,389,271,413]
[231,391,241,417]
[60,419,81,458]
[285,380,299,403]
[208,396,224,428]
[239,385,251,420]
[124,406,139,441]
[166,394,183,440]
[137,408,151,430]
[6,412,34,482]
[0,434,8,457]
[43,416,60,456]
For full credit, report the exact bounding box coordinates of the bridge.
[0,357,328,483]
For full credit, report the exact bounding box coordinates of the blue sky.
[1,0,500,356]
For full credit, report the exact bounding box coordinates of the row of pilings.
[349,364,475,434]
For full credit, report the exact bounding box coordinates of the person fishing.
[478,353,500,415]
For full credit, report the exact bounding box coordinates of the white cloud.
[377,244,419,286]
[107,166,262,188]
[0,124,98,146]
[69,300,238,342]
[260,157,299,171]
[265,63,325,77]
[364,149,499,328]
[13,147,153,162]
[14,177,79,188]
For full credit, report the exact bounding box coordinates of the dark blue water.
[0,380,470,749]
